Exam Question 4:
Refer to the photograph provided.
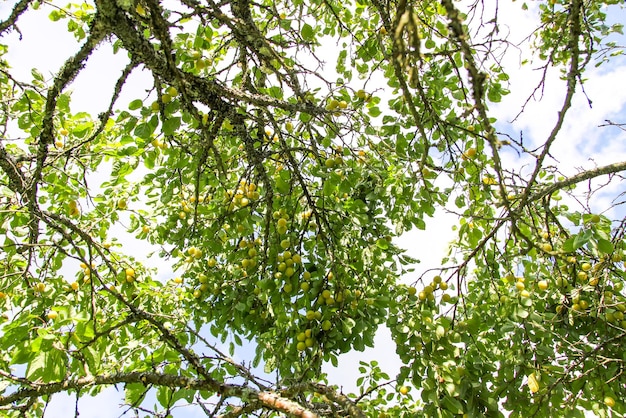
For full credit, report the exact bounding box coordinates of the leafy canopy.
[0,0,625,416]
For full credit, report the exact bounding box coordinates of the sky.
[1,0,625,416]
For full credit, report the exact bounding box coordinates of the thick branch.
[0,372,224,407]
[0,0,33,35]
[528,160,626,203]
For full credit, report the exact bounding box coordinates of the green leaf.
[128,99,143,110]
[441,395,464,414]
[596,238,614,255]
[301,24,314,41]
[162,117,181,135]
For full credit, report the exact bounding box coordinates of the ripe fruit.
[538,280,548,291]
[399,386,409,395]
[464,148,477,159]
[142,225,150,233]
[36,283,46,292]
[125,268,135,278]
[520,290,531,298]
[581,262,592,271]
[604,396,615,408]
[59,128,69,136]
[70,282,79,291]
[338,100,348,109]
[541,243,552,252]
[47,311,58,320]
[528,373,540,393]
[173,277,183,284]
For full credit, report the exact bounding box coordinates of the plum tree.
[0,0,625,416]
